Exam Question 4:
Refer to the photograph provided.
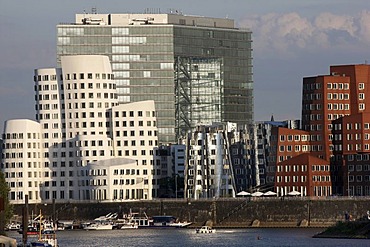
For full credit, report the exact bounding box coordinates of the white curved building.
[2,55,158,204]
[2,119,43,204]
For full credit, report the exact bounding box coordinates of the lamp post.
[175,174,178,199]
[120,176,123,202]
[347,171,350,197]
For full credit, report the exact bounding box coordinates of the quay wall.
[13,197,370,228]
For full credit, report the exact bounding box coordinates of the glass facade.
[57,16,253,144]
[174,57,223,137]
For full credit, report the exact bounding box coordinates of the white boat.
[127,212,153,228]
[6,223,21,231]
[57,220,74,231]
[168,221,192,228]
[84,221,113,230]
[84,212,117,230]
[196,226,216,234]
[94,212,118,221]
[151,216,192,228]
[119,222,139,229]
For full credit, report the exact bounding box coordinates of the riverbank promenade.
[13,197,370,228]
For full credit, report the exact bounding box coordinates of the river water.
[7,228,369,247]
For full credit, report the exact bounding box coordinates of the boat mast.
[38,209,42,241]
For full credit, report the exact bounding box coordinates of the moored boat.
[150,216,192,228]
[168,221,192,228]
[84,221,113,230]
[6,223,21,231]
[126,212,153,228]
[30,230,58,247]
[18,225,39,236]
[118,222,139,229]
[30,210,58,247]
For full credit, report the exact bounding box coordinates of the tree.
[0,171,13,223]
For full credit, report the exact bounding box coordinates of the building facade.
[1,120,43,203]
[332,112,370,196]
[153,144,186,198]
[57,12,253,143]
[185,123,237,199]
[250,120,300,190]
[302,64,370,195]
[1,55,158,204]
[275,153,331,197]
[302,65,370,159]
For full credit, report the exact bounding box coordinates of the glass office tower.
[57,12,253,143]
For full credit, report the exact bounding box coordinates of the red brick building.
[301,64,370,195]
[302,65,370,158]
[269,127,331,196]
[332,112,370,195]
[275,153,331,197]
[271,64,370,196]
[342,153,370,196]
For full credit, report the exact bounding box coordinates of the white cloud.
[357,10,370,42]
[314,12,355,35]
[239,10,370,56]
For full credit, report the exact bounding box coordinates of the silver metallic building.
[185,123,237,199]
[57,11,253,144]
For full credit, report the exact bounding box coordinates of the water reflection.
[6,228,370,247]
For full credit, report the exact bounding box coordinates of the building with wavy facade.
[1,55,158,204]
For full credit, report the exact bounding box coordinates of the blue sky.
[1,0,370,131]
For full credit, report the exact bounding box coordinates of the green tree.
[0,171,13,223]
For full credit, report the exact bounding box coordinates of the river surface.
[7,228,369,247]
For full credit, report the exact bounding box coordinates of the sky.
[1,0,370,132]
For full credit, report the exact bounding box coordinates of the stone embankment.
[13,197,370,228]
[313,220,370,239]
